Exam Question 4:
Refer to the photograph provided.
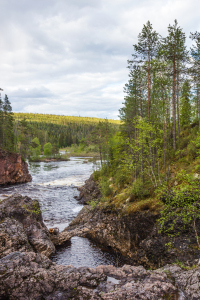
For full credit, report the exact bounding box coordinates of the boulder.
[0,194,55,258]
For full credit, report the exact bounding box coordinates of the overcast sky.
[0,0,200,119]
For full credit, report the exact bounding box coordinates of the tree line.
[0,98,118,159]
[116,19,200,185]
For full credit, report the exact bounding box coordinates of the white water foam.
[38,175,87,187]
[72,206,83,213]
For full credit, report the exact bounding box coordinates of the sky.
[0,0,200,119]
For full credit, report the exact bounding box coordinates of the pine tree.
[189,31,200,132]
[2,95,14,151]
[131,21,160,125]
[19,117,31,158]
[180,80,191,127]
[161,20,188,151]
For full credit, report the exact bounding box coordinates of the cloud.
[0,0,200,119]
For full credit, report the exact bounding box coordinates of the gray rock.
[0,217,33,259]
[0,194,55,257]
[163,264,200,299]
[0,251,178,300]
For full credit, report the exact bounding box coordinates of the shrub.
[93,170,100,181]
[43,142,52,156]
[187,141,197,159]
[100,179,113,197]
[130,178,150,201]
[114,169,130,188]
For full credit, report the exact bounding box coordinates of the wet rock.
[76,175,101,204]
[0,151,32,185]
[0,251,178,300]
[0,194,55,258]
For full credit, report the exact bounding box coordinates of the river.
[0,157,124,268]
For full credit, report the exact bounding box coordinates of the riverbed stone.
[0,251,178,300]
[0,193,55,258]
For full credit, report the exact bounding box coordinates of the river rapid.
[0,157,123,268]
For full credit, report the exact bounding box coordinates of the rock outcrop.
[55,174,200,270]
[0,194,55,258]
[0,251,179,300]
[59,204,200,269]
[76,174,101,204]
[0,151,32,185]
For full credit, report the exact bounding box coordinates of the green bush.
[44,142,52,156]
[100,179,113,197]
[93,170,100,181]
[180,136,190,149]
[187,141,197,158]
[114,169,130,188]
[130,178,150,201]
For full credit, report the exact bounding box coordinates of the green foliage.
[93,170,101,181]
[43,142,52,156]
[88,200,98,209]
[114,168,130,188]
[130,178,150,200]
[180,80,192,127]
[99,178,113,197]
[13,113,120,151]
[187,141,197,158]
[158,171,200,247]
[30,137,41,157]
[0,95,15,152]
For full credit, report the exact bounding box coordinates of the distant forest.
[0,99,120,158]
[14,113,120,149]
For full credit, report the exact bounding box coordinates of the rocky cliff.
[0,151,32,185]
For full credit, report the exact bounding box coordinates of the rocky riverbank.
[0,193,184,300]
[0,151,32,185]
[1,251,183,300]
[58,176,200,270]
[1,192,200,298]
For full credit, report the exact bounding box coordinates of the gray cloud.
[0,0,200,119]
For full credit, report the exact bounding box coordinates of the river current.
[0,157,123,268]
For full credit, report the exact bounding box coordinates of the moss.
[126,198,163,214]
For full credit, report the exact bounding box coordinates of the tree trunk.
[173,59,176,150]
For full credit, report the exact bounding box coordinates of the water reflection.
[52,237,125,268]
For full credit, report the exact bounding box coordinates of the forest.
[90,20,200,244]
[0,102,119,158]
